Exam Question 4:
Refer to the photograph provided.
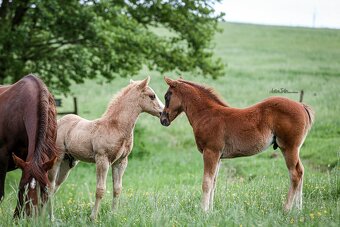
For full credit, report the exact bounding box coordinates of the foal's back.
[208,96,312,158]
[216,96,310,131]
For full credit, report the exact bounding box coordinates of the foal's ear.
[42,156,57,171]
[164,76,177,87]
[138,76,150,89]
[12,153,27,169]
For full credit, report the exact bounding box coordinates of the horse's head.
[130,76,164,118]
[12,153,56,217]
[160,77,184,126]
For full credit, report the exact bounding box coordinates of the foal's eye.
[149,94,156,100]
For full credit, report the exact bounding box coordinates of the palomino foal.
[160,77,314,212]
[49,77,164,220]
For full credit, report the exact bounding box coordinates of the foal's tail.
[302,103,315,131]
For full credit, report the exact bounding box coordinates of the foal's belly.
[65,138,129,164]
[70,152,96,163]
[221,135,274,159]
[65,140,96,163]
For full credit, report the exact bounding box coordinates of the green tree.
[0,0,224,94]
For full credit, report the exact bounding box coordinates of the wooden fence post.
[73,97,78,115]
[299,90,304,103]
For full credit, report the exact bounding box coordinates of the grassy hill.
[2,22,339,226]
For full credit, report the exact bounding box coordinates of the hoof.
[283,204,292,213]
[90,214,96,221]
[201,204,210,212]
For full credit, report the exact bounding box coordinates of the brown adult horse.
[0,75,58,217]
[160,77,314,212]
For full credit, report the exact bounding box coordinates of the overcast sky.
[215,0,340,29]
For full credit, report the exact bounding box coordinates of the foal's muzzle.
[160,112,170,126]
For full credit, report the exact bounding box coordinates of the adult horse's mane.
[179,79,229,107]
[25,75,58,185]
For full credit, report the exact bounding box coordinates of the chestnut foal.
[160,77,314,212]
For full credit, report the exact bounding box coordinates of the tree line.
[0,0,224,94]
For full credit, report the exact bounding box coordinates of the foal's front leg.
[90,154,110,220]
[112,156,128,210]
[201,148,221,212]
[209,160,220,210]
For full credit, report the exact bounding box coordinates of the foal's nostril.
[160,117,170,126]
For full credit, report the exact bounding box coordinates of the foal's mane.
[102,82,136,117]
[179,80,229,107]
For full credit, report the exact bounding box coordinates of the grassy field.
[1,22,340,226]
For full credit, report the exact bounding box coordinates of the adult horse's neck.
[100,86,141,136]
[0,85,10,95]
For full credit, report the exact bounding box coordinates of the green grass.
[1,22,340,226]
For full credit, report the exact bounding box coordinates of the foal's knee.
[114,185,122,197]
[202,178,213,193]
[96,187,106,199]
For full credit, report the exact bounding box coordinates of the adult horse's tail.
[302,103,315,131]
[25,75,58,183]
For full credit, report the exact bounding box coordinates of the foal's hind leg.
[282,147,304,212]
[47,156,62,220]
[48,155,78,220]
[48,156,63,194]
[294,159,304,209]
[112,156,128,210]
[56,159,79,192]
